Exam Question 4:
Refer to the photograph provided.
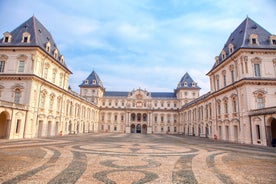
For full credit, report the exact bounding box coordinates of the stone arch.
[0,111,10,138]
[267,117,276,147]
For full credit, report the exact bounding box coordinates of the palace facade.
[0,16,275,146]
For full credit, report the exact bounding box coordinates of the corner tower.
[79,70,104,104]
[175,72,200,106]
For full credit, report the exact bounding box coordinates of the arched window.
[228,43,234,54]
[46,41,51,52]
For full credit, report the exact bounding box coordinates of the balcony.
[0,100,27,110]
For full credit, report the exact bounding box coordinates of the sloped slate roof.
[103,91,176,98]
[79,70,104,88]
[209,17,275,73]
[0,16,70,71]
[151,92,176,98]
[104,91,129,97]
[176,72,200,89]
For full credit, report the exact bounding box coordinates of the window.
[46,42,51,52]
[231,70,235,82]
[54,49,58,59]
[256,125,261,140]
[52,70,57,83]
[16,119,21,133]
[216,77,220,90]
[224,101,228,114]
[250,34,259,45]
[114,115,117,121]
[121,115,124,121]
[223,73,226,87]
[92,80,96,84]
[22,32,30,43]
[14,89,21,104]
[254,63,261,77]
[3,33,12,43]
[233,97,238,113]
[0,61,5,72]
[18,61,25,72]
[257,95,265,109]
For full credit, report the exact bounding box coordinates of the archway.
[131,124,135,133]
[142,124,147,134]
[136,124,141,133]
[0,111,9,138]
[270,118,276,147]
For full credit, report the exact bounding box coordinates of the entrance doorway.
[0,111,9,138]
[142,124,147,134]
[270,118,276,147]
[136,124,141,133]
[131,124,135,133]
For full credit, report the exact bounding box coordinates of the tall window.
[231,70,235,82]
[14,89,21,104]
[224,101,228,114]
[216,77,220,90]
[0,61,5,72]
[223,72,226,87]
[254,63,261,77]
[233,98,238,113]
[16,119,21,133]
[257,95,265,109]
[217,101,221,115]
[18,61,25,72]
[256,125,261,140]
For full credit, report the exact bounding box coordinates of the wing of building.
[0,16,275,146]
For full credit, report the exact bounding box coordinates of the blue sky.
[1,0,276,94]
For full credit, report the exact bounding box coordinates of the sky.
[0,0,276,95]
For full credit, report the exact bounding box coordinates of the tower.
[175,72,200,106]
[79,70,104,105]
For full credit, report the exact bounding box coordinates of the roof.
[209,17,276,73]
[0,16,70,72]
[103,91,176,98]
[176,72,200,90]
[151,92,176,98]
[104,91,129,97]
[79,70,104,88]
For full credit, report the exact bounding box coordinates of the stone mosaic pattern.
[0,133,275,184]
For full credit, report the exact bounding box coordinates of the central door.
[136,124,141,133]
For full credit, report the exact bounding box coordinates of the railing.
[0,100,27,110]
[249,106,276,116]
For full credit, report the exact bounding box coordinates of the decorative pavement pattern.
[0,133,275,184]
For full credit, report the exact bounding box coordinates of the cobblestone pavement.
[0,133,276,184]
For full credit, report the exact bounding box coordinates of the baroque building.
[0,16,275,146]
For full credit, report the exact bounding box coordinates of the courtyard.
[0,133,275,184]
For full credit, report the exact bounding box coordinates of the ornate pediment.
[128,88,151,99]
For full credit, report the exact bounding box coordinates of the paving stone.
[0,133,275,184]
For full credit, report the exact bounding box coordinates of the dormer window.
[46,41,51,52]
[228,43,234,54]
[184,82,187,87]
[2,32,12,43]
[270,35,276,45]
[92,80,96,85]
[215,56,219,65]
[85,80,88,84]
[221,50,226,60]
[22,32,30,43]
[53,49,58,59]
[60,55,64,64]
[192,82,195,87]
[249,34,259,45]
